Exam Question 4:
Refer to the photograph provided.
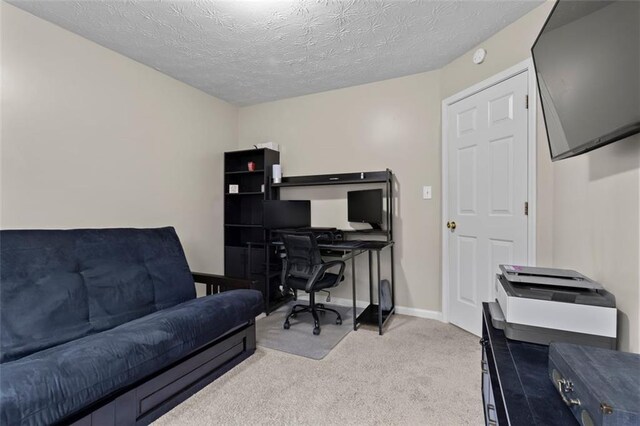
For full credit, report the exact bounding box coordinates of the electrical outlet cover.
[423,186,432,199]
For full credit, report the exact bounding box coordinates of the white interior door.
[446,71,529,336]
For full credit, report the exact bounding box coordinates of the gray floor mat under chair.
[256,302,362,360]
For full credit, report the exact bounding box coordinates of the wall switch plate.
[423,186,432,200]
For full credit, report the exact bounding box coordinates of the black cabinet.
[223,149,286,312]
[481,303,577,426]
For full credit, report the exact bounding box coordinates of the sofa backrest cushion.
[0,227,195,362]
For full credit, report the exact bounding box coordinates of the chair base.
[283,297,342,336]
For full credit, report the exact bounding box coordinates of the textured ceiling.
[10,0,543,106]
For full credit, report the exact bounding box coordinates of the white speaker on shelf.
[272,164,282,184]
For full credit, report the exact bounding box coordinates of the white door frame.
[441,58,537,323]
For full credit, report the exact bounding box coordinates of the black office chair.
[279,232,345,335]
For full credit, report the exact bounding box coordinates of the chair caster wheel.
[283,321,290,330]
[336,318,342,325]
[313,327,321,336]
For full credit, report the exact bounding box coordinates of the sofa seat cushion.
[0,290,263,426]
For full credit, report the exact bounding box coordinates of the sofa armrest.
[192,272,256,295]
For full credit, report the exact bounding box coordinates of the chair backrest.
[279,232,322,279]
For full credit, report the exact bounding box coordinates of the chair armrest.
[305,260,346,293]
[191,272,255,294]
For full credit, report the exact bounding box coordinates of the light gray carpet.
[154,315,483,425]
[256,302,360,360]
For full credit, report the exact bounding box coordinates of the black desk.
[265,168,395,324]
[482,303,577,425]
[321,240,395,335]
[265,239,395,335]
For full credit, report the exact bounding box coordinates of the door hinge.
[525,95,529,109]
[524,202,529,216]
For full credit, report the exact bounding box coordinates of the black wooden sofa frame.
[63,273,258,426]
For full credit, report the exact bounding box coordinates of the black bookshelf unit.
[223,148,286,312]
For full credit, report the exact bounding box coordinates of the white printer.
[491,265,617,349]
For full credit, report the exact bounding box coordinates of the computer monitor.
[263,200,311,230]
[347,189,383,230]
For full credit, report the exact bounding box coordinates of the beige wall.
[239,71,443,313]
[439,1,556,267]
[551,137,639,352]
[1,3,238,287]
[236,3,558,316]
[440,2,555,100]
[440,1,639,352]
[238,1,640,352]
[4,1,638,351]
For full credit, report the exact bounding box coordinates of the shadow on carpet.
[256,302,361,360]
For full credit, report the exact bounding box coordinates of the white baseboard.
[295,294,444,322]
[395,306,443,321]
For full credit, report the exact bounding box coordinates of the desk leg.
[352,253,357,331]
[368,251,373,304]
[377,250,383,335]
[266,245,271,316]
[390,245,395,314]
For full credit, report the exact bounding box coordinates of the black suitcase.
[548,342,640,426]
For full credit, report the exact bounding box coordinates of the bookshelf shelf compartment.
[225,170,265,175]
[225,192,264,196]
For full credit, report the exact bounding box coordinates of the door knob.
[447,221,457,230]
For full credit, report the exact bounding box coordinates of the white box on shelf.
[255,142,279,151]
[229,184,239,194]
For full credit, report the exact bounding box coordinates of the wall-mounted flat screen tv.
[532,0,639,161]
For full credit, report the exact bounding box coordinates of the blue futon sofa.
[0,227,263,425]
